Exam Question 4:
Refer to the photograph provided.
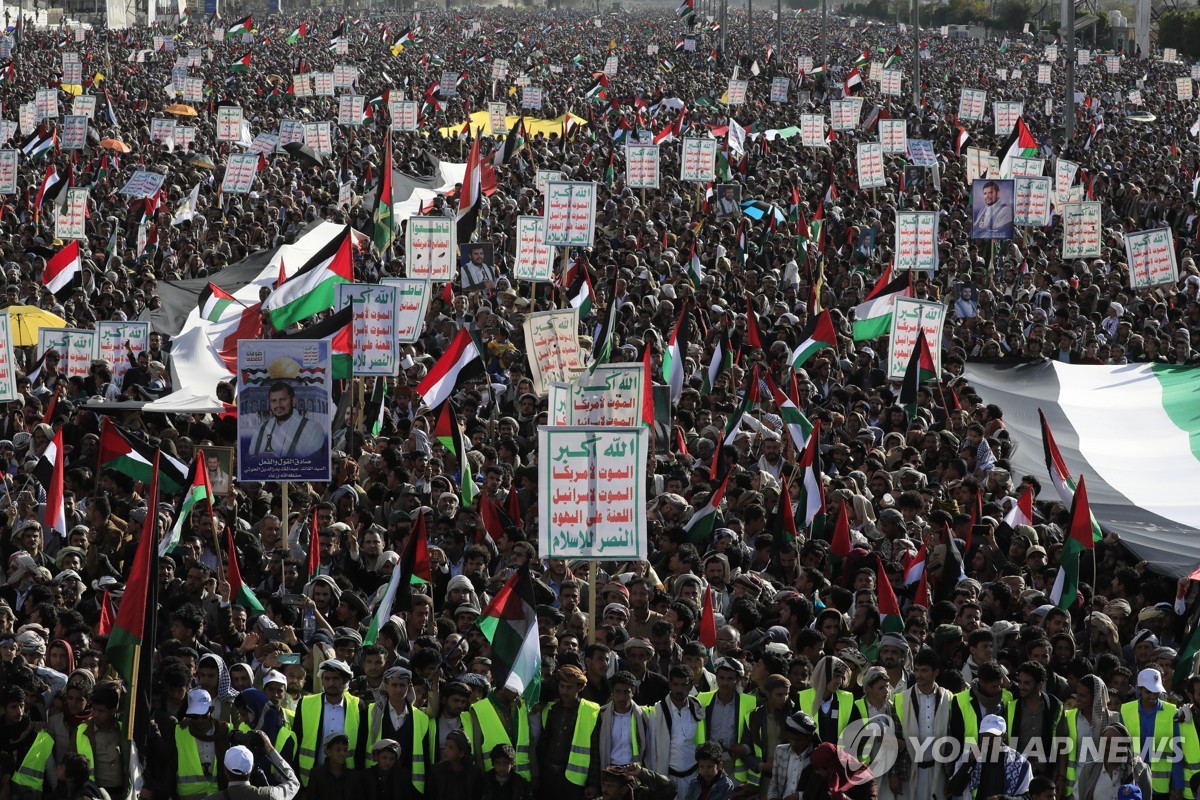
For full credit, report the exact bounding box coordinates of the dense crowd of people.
[0,5,1196,800]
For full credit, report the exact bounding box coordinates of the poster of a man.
[238,340,332,482]
[459,242,497,291]
[971,179,1015,239]
[714,184,742,217]
[202,447,235,495]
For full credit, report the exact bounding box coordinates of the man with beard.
[619,639,669,706]
[1007,661,1064,781]
[877,632,913,692]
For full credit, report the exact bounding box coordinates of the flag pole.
[280,485,289,593]
[211,510,226,583]
[588,561,598,645]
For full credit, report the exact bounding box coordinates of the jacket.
[201,747,299,800]
[895,683,953,790]
[766,744,811,800]
[684,772,735,800]
[593,701,652,773]
[1074,756,1153,800]
[646,696,705,775]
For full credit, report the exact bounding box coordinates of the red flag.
[641,345,655,428]
[275,258,287,290]
[480,496,505,541]
[98,591,115,635]
[830,503,852,559]
[698,586,717,648]
[875,554,902,617]
[305,507,320,580]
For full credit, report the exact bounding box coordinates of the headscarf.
[49,639,74,674]
[877,632,913,673]
[1100,723,1146,779]
[810,742,873,794]
[236,688,285,741]
[1078,674,1115,741]
[810,656,848,711]
[199,653,238,703]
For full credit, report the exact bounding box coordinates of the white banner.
[36,89,58,120]
[488,102,508,135]
[150,118,176,146]
[97,321,148,386]
[314,72,335,96]
[119,171,167,198]
[770,77,789,103]
[0,150,16,194]
[337,283,399,376]
[1038,64,1052,84]
[887,297,944,380]
[1126,228,1178,289]
[894,211,939,272]
[543,181,597,247]
[1013,176,1052,227]
[514,216,555,282]
[337,95,364,126]
[1061,202,1103,259]
[54,188,88,241]
[292,74,312,98]
[40,329,97,378]
[680,137,717,182]
[1054,159,1079,205]
[879,119,907,154]
[521,86,543,110]
[405,216,456,281]
[726,79,748,106]
[881,70,902,96]
[72,95,97,119]
[391,101,418,133]
[548,364,645,427]
[303,122,332,156]
[856,142,886,189]
[1009,156,1044,177]
[625,144,660,189]
[380,278,432,344]
[216,106,243,142]
[333,64,358,88]
[801,114,825,147]
[993,102,1023,136]
[523,309,584,395]
[957,88,986,122]
[61,115,88,150]
[279,119,305,150]
[0,316,18,403]
[831,98,861,130]
[220,153,258,194]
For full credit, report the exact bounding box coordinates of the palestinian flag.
[854,50,870,68]
[366,512,430,642]
[933,524,966,603]
[830,503,852,558]
[776,473,799,545]
[278,306,353,379]
[686,240,703,287]
[477,564,541,706]
[225,510,263,612]
[198,282,242,323]
[161,451,216,556]
[436,401,478,507]
[369,378,388,436]
[998,116,1039,178]
[98,418,188,493]
[304,509,320,582]
[798,420,824,528]
[372,134,395,255]
[676,0,695,19]
[264,225,354,329]
[1050,474,1094,609]
[684,471,730,544]
[1000,484,1035,534]
[898,330,937,416]
[590,275,619,370]
[494,118,525,165]
[20,127,54,160]
[641,345,655,428]
[286,23,306,44]
[702,332,731,395]
[106,450,160,760]
[390,27,413,55]
[43,240,82,299]
[698,586,717,648]
[744,292,764,349]
[416,328,484,410]
[765,374,813,450]
[43,428,65,539]
[663,300,691,403]
[225,15,252,39]
[565,259,594,318]
[852,266,908,341]
[789,310,838,368]
[330,16,346,41]
[229,53,251,74]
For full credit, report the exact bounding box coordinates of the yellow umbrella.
[164,103,198,117]
[4,306,68,347]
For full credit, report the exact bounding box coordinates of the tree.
[1157,10,1200,60]
[993,0,1034,32]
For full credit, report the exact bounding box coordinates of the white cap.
[185,688,212,716]
[1137,667,1166,694]
[263,670,287,687]
[979,714,1006,736]
[224,745,254,775]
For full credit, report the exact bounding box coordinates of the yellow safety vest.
[1122,700,1179,795]
[175,726,220,797]
[851,699,897,767]
[1179,710,1200,800]
[954,689,1015,746]
[1063,709,1081,798]
[233,722,297,763]
[365,705,433,793]
[297,693,363,786]
[12,731,54,792]
[541,699,601,786]
[796,688,855,738]
[696,691,756,785]
[461,698,532,780]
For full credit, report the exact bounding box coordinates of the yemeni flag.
[1050,474,1094,609]
[98,418,188,493]
[790,310,838,368]
[373,135,396,255]
[798,420,825,528]
[1037,407,1102,542]
[478,564,541,706]
[229,53,252,74]
[366,512,431,642]
[663,300,691,403]
[417,329,485,410]
[106,450,161,766]
[264,225,354,329]
[198,282,243,323]
[225,511,263,613]
[954,123,971,156]
[844,67,864,95]
[42,428,66,539]
[999,117,1038,178]
[903,538,928,587]
[43,240,82,299]
[286,22,306,44]
[853,267,909,341]
[455,132,483,243]
[765,374,813,450]
[161,451,216,556]
[225,15,252,38]
[435,401,478,507]
[684,471,731,545]
[278,306,354,379]
[898,330,937,416]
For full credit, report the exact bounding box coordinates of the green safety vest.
[696,691,756,785]
[1122,700,1179,795]
[175,726,220,797]
[12,731,54,792]
[461,698,532,780]
[365,705,433,792]
[541,699,601,786]
[296,693,363,786]
[796,688,855,738]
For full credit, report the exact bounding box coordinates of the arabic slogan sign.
[538,425,648,561]
[1013,176,1051,227]
[337,284,399,376]
[39,328,96,378]
[543,181,597,247]
[55,188,89,241]
[380,279,431,344]
[1061,202,1102,259]
[887,297,945,380]
[98,321,149,386]
[405,216,455,281]
[1126,228,1178,289]
[624,144,660,189]
[0,316,15,403]
[514,216,554,282]
[680,137,717,182]
[893,211,939,272]
[523,309,584,395]
[549,364,644,427]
